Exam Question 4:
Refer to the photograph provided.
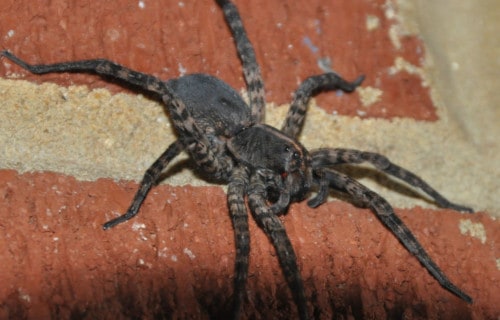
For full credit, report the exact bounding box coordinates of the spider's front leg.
[247,174,309,320]
[311,148,473,212]
[282,72,365,138]
[321,168,473,303]
[227,167,251,319]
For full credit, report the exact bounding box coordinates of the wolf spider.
[1,0,473,318]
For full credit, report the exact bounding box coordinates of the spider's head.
[228,124,313,201]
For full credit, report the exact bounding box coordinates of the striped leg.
[247,174,309,320]
[0,51,208,143]
[216,0,266,123]
[103,140,184,229]
[1,50,168,95]
[322,168,473,303]
[311,148,473,212]
[282,73,364,138]
[227,167,251,319]
[306,168,330,208]
[1,50,232,179]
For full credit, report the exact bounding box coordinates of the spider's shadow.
[328,164,440,208]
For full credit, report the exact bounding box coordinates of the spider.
[1,0,473,318]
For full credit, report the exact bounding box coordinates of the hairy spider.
[1,0,473,318]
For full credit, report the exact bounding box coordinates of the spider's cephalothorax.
[1,0,474,318]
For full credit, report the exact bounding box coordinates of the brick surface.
[0,170,497,319]
[0,0,497,319]
[1,0,435,119]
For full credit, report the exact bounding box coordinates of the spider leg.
[1,51,209,141]
[1,50,167,95]
[248,174,309,320]
[103,140,184,229]
[306,168,330,208]
[1,51,230,179]
[216,0,266,123]
[311,148,473,212]
[254,168,291,215]
[323,168,473,303]
[227,167,251,319]
[282,73,364,137]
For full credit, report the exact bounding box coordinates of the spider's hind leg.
[216,0,266,123]
[282,72,364,138]
[0,51,212,148]
[1,50,167,95]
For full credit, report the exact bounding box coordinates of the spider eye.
[284,145,299,158]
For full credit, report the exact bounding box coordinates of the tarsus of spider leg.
[323,169,473,303]
[103,140,183,230]
[380,209,473,303]
[282,73,365,137]
[248,176,309,320]
[216,0,266,124]
[227,167,251,320]
[311,148,474,213]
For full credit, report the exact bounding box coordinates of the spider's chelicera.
[1,0,473,318]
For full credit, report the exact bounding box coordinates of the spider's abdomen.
[167,74,252,137]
